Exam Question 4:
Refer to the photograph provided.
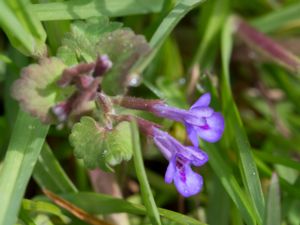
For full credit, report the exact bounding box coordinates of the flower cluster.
[148,93,224,197]
[115,93,224,197]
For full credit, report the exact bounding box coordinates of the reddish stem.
[112,96,163,112]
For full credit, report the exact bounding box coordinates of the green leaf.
[61,192,206,225]
[105,121,133,166]
[31,0,164,21]
[0,110,49,225]
[264,173,281,225]
[57,17,122,64]
[99,29,150,95]
[69,116,133,170]
[11,57,72,123]
[131,121,162,225]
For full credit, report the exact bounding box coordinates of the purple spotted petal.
[174,164,203,197]
[196,112,225,142]
[190,93,211,110]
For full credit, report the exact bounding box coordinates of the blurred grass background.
[0,0,300,225]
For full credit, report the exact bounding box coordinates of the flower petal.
[196,112,225,142]
[189,107,214,117]
[186,147,209,166]
[190,93,211,110]
[153,135,173,160]
[165,156,176,183]
[185,123,199,147]
[174,164,203,197]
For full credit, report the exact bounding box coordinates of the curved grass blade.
[221,16,265,224]
[130,121,162,225]
[134,0,205,74]
[0,110,49,225]
[33,143,78,193]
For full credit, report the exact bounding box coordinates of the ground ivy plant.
[12,16,224,198]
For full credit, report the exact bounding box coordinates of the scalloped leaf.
[70,116,132,170]
[105,121,133,166]
[11,57,73,123]
[57,17,122,65]
[98,29,150,95]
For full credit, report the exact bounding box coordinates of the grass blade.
[193,0,229,67]
[130,121,162,225]
[221,16,265,224]
[31,0,164,21]
[204,143,256,225]
[251,2,300,33]
[0,1,35,55]
[264,173,281,225]
[0,110,49,225]
[134,0,205,74]
[61,192,206,225]
[33,143,78,193]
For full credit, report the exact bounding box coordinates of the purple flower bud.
[152,93,225,146]
[93,54,113,77]
[152,128,208,197]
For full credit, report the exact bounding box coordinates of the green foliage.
[57,17,150,95]
[99,29,150,95]
[31,0,164,21]
[0,0,46,56]
[0,111,49,225]
[61,192,206,225]
[57,17,122,64]
[70,116,133,170]
[21,199,70,223]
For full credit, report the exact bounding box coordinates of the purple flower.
[152,93,224,146]
[152,128,208,197]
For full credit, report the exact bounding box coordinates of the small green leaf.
[105,121,133,166]
[69,116,133,170]
[11,57,73,123]
[57,17,122,64]
[70,116,106,169]
[98,29,150,95]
